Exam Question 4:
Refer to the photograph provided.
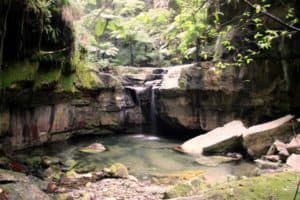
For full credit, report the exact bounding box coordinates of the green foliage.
[164,0,212,62]
[112,0,145,17]
[72,0,300,68]
[34,67,62,89]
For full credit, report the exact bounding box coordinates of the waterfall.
[151,86,158,133]
[131,86,147,134]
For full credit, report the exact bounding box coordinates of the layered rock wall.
[156,60,300,133]
[0,89,143,150]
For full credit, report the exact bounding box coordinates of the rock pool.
[15,132,256,184]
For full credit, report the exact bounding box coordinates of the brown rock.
[254,159,282,170]
[243,115,296,158]
[287,134,300,154]
[274,140,290,158]
[286,154,300,170]
[262,155,280,162]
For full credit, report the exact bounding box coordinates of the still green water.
[18,134,256,183]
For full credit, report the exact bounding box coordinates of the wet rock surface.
[0,169,51,200]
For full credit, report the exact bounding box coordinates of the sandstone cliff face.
[1,59,300,150]
[0,89,143,150]
[156,60,300,133]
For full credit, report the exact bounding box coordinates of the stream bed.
[15,133,257,184]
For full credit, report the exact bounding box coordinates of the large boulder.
[181,121,247,155]
[243,115,297,158]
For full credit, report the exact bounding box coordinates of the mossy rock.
[164,182,193,199]
[41,156,60,167]
[74,161,97,174]
[0,157,11,169]
[62,159,78,171]
[42,166,62,180]
[104,163,128,178]
[25,156,42,169]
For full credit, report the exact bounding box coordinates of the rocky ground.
[55,178,165,200]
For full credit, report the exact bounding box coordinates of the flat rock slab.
[286,154,300,170]
[195,155,242,167]
[243,115,295,158]
[181,121,247,155]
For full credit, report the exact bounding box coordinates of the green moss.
[73,61,103,90]
[25,156,42,169]
[57,73,77,93]
[104,163,128,178]
[164,182,193,199]
[34,68,62,89]
[200,171,300,200]
[0,61,38,89]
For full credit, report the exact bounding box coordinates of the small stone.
[128,175,138,182]
[255,159,282,170]
[79,143,106,154]
[41,156,60,167]
[226,152,243,160]
[262,155,280,162]
[47,181,57,193]
[85,182,92,187]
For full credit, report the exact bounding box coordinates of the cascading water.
[131,86,147,134]
[150,86,158,133]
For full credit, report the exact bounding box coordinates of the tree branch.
[242,0,300,32]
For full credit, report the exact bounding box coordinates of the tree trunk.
[0,0,12,70]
